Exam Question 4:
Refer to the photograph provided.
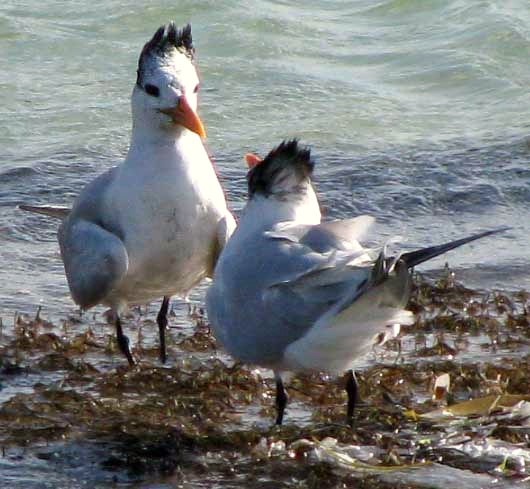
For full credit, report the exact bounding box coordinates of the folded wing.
[260,219,383,351]
[58,218,129,309]
[283,247,413,373]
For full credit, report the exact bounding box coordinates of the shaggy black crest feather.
[136,22,194,86]
[248,140,314,197]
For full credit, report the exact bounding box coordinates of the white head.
[241,140,321,227]
[131,23,205,139]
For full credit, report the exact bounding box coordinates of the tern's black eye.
[193,83,200,94]
[144,84,160,97]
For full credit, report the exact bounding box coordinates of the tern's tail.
[399,227,510,269]
[19,204,70,219]
[284,226,509,374]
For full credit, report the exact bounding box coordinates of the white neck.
[129,113,189,151]
[126,97,207,173]
[128,122,199,155]
[240,191,321,232]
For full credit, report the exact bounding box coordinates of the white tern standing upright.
[23,23,235,366]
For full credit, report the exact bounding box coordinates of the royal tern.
[206,140,508,425]
[22,23,235,366]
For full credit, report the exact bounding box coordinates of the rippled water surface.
[2,0,529,320]
[0,1,529,487]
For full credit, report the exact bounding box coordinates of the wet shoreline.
[0,272,529,488]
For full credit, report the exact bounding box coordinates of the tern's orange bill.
[160,96,206,138]
[244,152,262,168]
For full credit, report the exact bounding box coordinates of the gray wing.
[263,248,372,333]
[283,248,413,373]
[265,215,374,253]
[260,220,377,341]
[59,217,128,309]
[58,167,128,309]
[208,217,379,366]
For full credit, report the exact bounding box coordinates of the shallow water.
[1,1,530,487]
[1,0,529,323]
[0,279,529,488]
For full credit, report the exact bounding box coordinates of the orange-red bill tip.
[161,96,207,138]
[244,152,262,168]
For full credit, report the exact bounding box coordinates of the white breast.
[104,132,228,304]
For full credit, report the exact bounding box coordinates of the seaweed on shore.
[0,274,528,487]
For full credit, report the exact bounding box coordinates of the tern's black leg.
[275,373,288,426]
[346,369,359,427]
[157,296,170,364]
[116,316,135,366]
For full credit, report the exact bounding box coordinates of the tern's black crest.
[248,140,315,198]
[136,22,194,87]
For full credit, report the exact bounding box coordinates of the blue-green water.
[1,2,529,487]
[2,0,529,320]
